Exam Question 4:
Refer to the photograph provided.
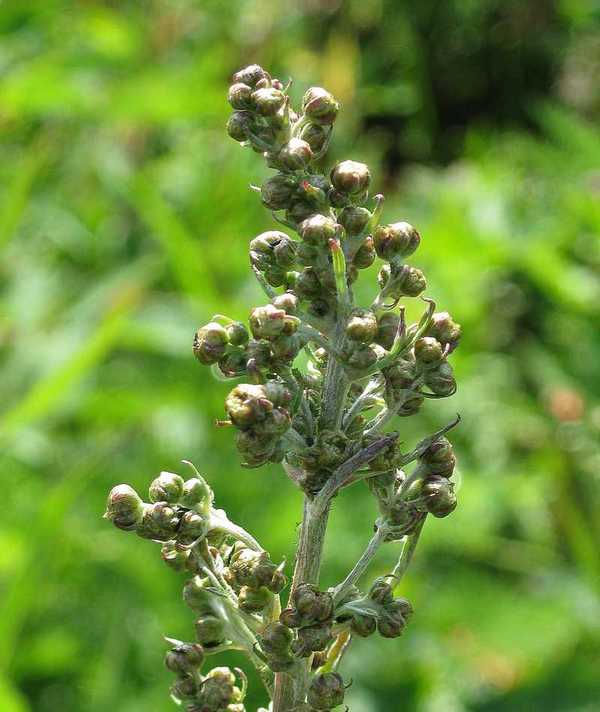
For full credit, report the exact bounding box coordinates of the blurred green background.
[1,1,599,711]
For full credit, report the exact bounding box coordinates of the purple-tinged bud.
[294,267,322,299]
[299,214,339,246]
[136,501,180,541]
[426,311,462,352]
[422,475,457,517]
[308,672,345,710]
[260,622,293,657]
[233,64,268,87]
[226,111,253,142]
[352,236,376,269]
[278,138,313,171]
[195,615,226,647]
[104,484,144,531]
[378,263,427,298]
[252,87,285,116]
[345,308,378,343]
[375,312,401,350]
[238,585,272,612]
[170,674,199,702]
[227,83,254,110]
[302,87,340,125]
[420,437,456,477]
[161,542,190,572]
[351,613,377,637]
[193,322,229,365]
[178,510,209,544]
[165,643,204,676]
[331,160,370,195]
[397,393,424,416]
[343,343,380,370]
[197,667,238,710]
[369,577,394,605]
[261,174,297,210]
[293,584,334,623]
[181,477,211,508]
[299,122,329,153]
[339,205,371,235]
[149,471,184,504]
[414,336,444,366]
[226,321,249,346]
[272,292,298,314]
[373,222,420,260]
[291,623,333,657]
[425,361,456,396]
[250,304,298,340]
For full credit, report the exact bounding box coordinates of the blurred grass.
[1,2,599,711]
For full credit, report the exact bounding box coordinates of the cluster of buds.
[107,64,463,711]
[335,578,413,639]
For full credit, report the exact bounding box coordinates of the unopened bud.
[195,615,226,647]
[228,83,254,110]
[425,361,456,396]
[331,160,370,195]
[302,87,340,125]
[426,311,462,352]
[299,122,329,152]
[261,174,297,210]
[136,501,180,541]
[420,437,456,477]
[252,87,285,116]
[299,214,339,246]
[422,475,457,517]
[178,510,209,544]
[238,585,272,612]
[149,471,184,504]
[375,312,401,350]
[104,484,144,531]
[414,336,444,365]
[353,236,376,269]
[181,477,212,508]
[161,542,190,571]
[308,672,345,710]
[291,623,333,657]
[165,643,204,676]
[378,263,426,298]
[226,111,253,142]
[345,308,378,343]
[373,222,420,260]
[339,205,371,235]
[272,292,298,314]
[278,138,313,171]
[193,322,229,365]
[369,577,394,605]
[233,64,268,87]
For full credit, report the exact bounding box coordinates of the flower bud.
[170,674,199,702]
[422,475,457,517]
[308,672,345,710]
[352,236,376,269]
[195,615,226,647]
[252,87,285,116]
[351,613,377,637]
[193,322,229,365]
[178,510,209,544]
[295,267,322,299]
[378,263,426,298]
[426,311,462,352]
[227,83,254,110]
[343,343,379,370]
[272,292,298,314]
[249,304,297,341]
[226,111,253,142]
[184,576,215,612]
[161,542,191,572]
[104,484,144,531]
[369,577,394,605]
[149,471,184,504]
[384,358,417,390]
[373,222,420,260]
[330,160,370,195]
[339,205,371,235]
[375,312,401,350]
[137,502,180,540]
[197,667,237,710]
[165,643,204,676]
[260,622,293,657]
[181,477,212,508]
[345,308,378,343]
[291,623,333,657]
[261,174,297,210]
[299,214,339,246]
[302,87,340,125]
[299,122,329,152]
[293,584,334,623]
[278,138,313,171]
[233,64,268,87]
[425,361,456,396]
[397,393,424,416]
[377,609,409,638]
[420,437,456,477]
[414,336,444,366]
[225,384,271,428]
[238,585,272,612]
[224,321,249,347]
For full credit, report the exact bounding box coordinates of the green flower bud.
[250,231,296,273]
[299,122,329,153]
[228,83,254,110]
[104,484,144,531]
[181,477,212,508]
[351,613,377,637]
[226,111,253,142]
[278,138,313,171]
[397,393,424,416]
[271,334,303,363]
[308,672,345,710]
[238,585,272,612]
[330,160,370,195]
[295,267,322,299]
[149,471,184,504]
[161,541,191,572]
[165,643,204,676]
[343,343,379,370]
[195,615,226,647]
[225,321,249,347]
[178,510,209,544]
[293,584,334,623]
[225,384,278,428]
[384,358,417,390]
[375,312,401,350]
[378,263,427,298]
[197,667,238,710]
[252,87,285,116]
[261,174,297,210]
[136,502,180,541]
[422,475,457,517]
[233,64,268,87]
[286,201,320,226]
[420,437,456,477]
[249,304,297,340]
[193,322,229,365]
[299,214,339,246]
[248,125,277,153]
[170,675,199,702]
[352,236,376,269]
[345,308,378,343]
[425,361,456,396]
[426,311,462,352]
[369,577,394,605]
[183,576,214,612]
[414,336,444,366]
[291,623,333,657]
[302,87,340,125]
[260,622,294,657]
[378,609,408,638]
[373,222,420,260]
[246,339,274,368]
[339,205,371,235]
[272,292,298,314]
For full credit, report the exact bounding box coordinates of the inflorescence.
[105,63,462,712]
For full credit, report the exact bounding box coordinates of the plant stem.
[387,518,425,589]
[332,522,388,604]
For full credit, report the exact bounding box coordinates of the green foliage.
[0,2,599,711]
